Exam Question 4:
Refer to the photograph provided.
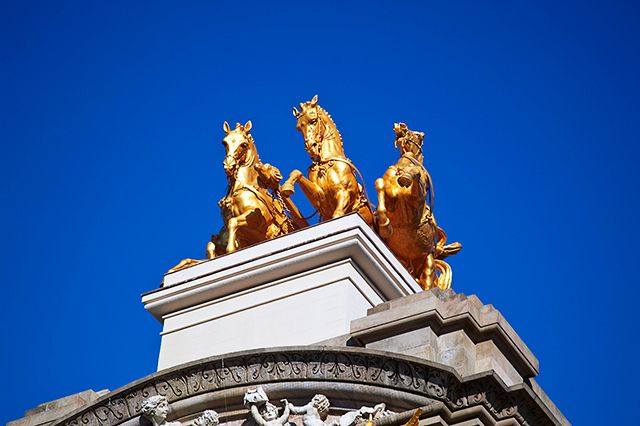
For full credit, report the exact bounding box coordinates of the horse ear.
[244,120,252,132]
[311,94,318,105]
[223,121,230,134]
[292,107,300,117]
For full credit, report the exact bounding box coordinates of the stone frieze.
[54,347,553,426]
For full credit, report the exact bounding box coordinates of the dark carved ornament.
[54,347,554,426]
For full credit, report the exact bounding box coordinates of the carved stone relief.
[141,395,181,426]
[194,410,220,426]
[338,404,394,426]
[244,387,292,426]
[54,348,555,426]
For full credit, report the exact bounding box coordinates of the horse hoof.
[281,183,294,197]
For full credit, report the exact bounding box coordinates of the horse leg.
[357,202,376,229]
[374,178,392,238]
[206,241,216,259]
[293,175,325,211]
[225,209,255,253]
[281,170,303,197]
[418,253,437,290]
[331,188,352,218]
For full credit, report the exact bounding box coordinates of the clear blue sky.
[2,1,638,424]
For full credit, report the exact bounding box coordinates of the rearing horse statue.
[375,123,461,289]
[281,95,375,226]
[219,120,295,252]
[168,120,298,273]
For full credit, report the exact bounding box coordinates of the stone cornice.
[52,347,564,426]
[143,214,421,321]
[351,290,539,378]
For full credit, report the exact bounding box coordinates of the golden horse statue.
[374,123,461,289]
[168,121,303,273]
[282,95,375,226]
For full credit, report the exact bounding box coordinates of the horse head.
[292,95,324,161]
[222,120,257,177]
[393,122,424,158]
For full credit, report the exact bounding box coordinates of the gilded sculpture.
[374,123,461,289]
[168,121,305,273]
[282,95,375,227]
[168,99,461,291]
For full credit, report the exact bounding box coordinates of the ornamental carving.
[54,348,553,426]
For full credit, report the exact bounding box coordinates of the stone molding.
[144,214,421,320]
[51,347,564,426]
[351,289,539,379]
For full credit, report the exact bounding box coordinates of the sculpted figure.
[168,121,305,274]
[141,395,180,426]
[375,123,461,289]
[338,403,391,426]
[194,410,220,426]
[288,394,335,426]
[282,95,375,227]
[244,387,291,426]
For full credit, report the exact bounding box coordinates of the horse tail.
[433,226,461,289]
[434,259,453,290]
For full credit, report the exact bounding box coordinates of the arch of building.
[52,347,557,426]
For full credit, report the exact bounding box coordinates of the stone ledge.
[9,389,108,426]
[144,213,421,320]
[350,289,538,381]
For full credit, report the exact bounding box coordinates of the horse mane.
[317,106,343,148]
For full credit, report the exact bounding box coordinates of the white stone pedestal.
[142,214,421,371]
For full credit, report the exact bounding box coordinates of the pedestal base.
[143,214,421,370]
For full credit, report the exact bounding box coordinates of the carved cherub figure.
[288,394,335,426]
[141,395,181,426]
[194,410,220,426]
[252,401,291,426]
[244,387,291,426]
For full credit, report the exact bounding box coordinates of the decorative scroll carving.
[55,348,552,426]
